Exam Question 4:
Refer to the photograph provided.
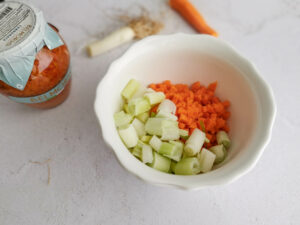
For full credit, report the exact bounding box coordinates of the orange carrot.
[149,80,230,146]
[169,0,218,37]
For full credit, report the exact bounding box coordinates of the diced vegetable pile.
[114,79,231,175]
[149,80,231,147]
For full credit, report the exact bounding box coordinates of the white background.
[1,0,300,224]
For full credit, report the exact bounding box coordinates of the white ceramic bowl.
[94,34,276,190]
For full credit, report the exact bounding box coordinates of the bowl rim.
[94,33,277,190]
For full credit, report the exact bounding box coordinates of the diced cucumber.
[161,125,180,141]
[216,131,231,149]
[132,118,146,138]
[144,92,165,105]
[184,128,206,156]
[182,151,189,159]
[145,118,177,136]
[149,135,162,152]
[137,140,145,148]
[179,129,189,137]
[142,144,153,164]
[118,124,138,148]
[170,161,177,173]
[163,120,178,129]
[114,111,133,127]
[174,157,201,175]
[184,144,198,156]
[168,165,173,174]
[158,142,177,156]
[156,110,178,121]
[136,112,149,123]
[158,141,183,161]
[132,84,147,99]
[158,99,176,114]
[146,88,155,93]
[121,79,140,100]
[123,104,130,114]
[132,145,142,159]
[168,141,183,162]
[198,148,216,173]
[149,152,171,173]
[145,118,165,136]
[141,135,152,143]
[128,97,151,116]
[210,145,227,164]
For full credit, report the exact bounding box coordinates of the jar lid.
[0,1,64,90]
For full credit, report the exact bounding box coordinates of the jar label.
[0,2,36,52]
[8,66,72,104]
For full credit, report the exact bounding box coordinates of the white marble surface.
[1,0,300,224]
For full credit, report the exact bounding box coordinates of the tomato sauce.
[0,26,71,109]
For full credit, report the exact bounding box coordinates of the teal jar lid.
[0,1,64,90]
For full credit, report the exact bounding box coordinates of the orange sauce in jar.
[0,1,71,109]
[0,26,71,109]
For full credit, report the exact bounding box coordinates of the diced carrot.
[150,80,230,145]
[179,123,186,129]
[208,81,217,92]
[179,114,189,124]
[223,111,231,120]
[191,81,201,91]
[222,100,231,107]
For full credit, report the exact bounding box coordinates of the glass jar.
[0,2,71,109]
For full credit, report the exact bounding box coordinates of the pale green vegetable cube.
[145,118,178,136]
[216,131,231,149]
[146,88,155,93]
[156,110,178,121]
[162,120,178,128]
[174,157,201,175]
[128,97,151,116]
[121,79,140,100]
[141,135,152,143]
[168,141,183,162]
[158,99,176,114]
[179,129,189,137]
[158,142,182,161]
[161,126,179,141]
[142,144,153,164]
[132,146,142,159]
[132,118,146,138]
[184,143,197,156]
[118,124,138,148]
[149,135,162,151]
[145,118,165,136]
[136,112,149,123]
[132,84,147,99]
[149,152,171,173]
[158,142,177,156]
[184,128,205,156]
[210,145,227,164]
[114,111,133,127]
[137,140,145,148]
[198,148,216,173]
[123,104,130,114]
[144,92,165,105]
[181,152,189,159]
[170,161,177,173]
